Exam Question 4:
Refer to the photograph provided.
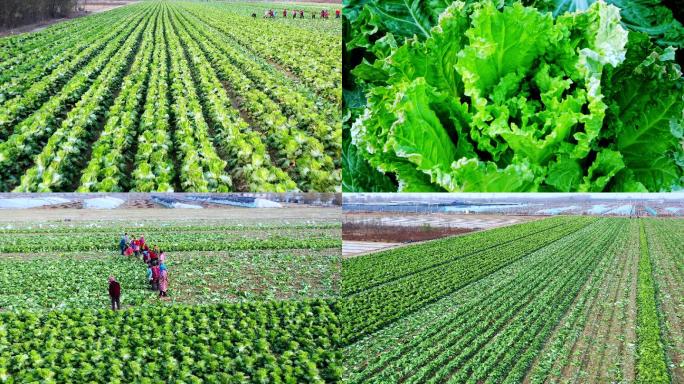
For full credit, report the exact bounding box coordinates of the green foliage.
[0,221,340,311]
[344,0,684,192]
[0,1,341,192]
[341,216,595,342]
[635,220,670,383]
[0,300,342,383]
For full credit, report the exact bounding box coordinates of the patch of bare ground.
[85,2,137,14]
[342,223,475,243]
[220,81,255,130]
[266,59,299,81]
[0,16,79,37]
[647,223,684,383]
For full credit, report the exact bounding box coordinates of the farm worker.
[150,245,159,262]
[320,9,325,19]
[252,12,257,18]
[292,10,297,18]
[336,9,341,18]
[119,233,128,255]
[283,8,287,17]
[312,11,315,19]
[108,276,121,310]
[132,238,140,257]
[263,10,269,18]
[124,245,134,257]
[159,264,169,297]
[146,264,153,288]
[139,235,145,249]
[299,10,304,18]
[151,260,161,291]
[159,249,166,264]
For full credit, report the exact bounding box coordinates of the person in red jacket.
[108,276,121,310]
[150,261,161,291]
[336,9,341,18]
[149,245,159,263]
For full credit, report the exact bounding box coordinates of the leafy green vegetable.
[344,0,684,191]
[539,0,684,50]
[602,31,684,191]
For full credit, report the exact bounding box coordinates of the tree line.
[0,0,79,29]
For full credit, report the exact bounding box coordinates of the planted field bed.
[0,0,341,193]
[0,219,342,382]
[342,216,683,383]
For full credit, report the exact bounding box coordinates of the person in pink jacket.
[158,264,169,297]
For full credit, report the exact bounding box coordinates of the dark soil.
[342,223,475,243]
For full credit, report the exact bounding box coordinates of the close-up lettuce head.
[343,0,684,192]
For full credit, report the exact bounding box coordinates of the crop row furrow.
[0,9,152,191]
[0,6,140,105]
[0,8,151,138]
[163,6,232,192]
[12,11,155,192]
[341,217,590,342]
[167,7,299,193]
[173,8,339,192]
[343,216,590,295]
[181,6,341,154]
[76,11,158,192]
[409,220,624,383]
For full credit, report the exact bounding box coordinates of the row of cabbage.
[0,300,341,383]
[341,216,594,342]
[0,231,340,253]
[0,1,340,192]
[342,215,590,295]
[0,222,339,234]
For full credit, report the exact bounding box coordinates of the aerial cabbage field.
[342,216,684,383]
[0,218,342,382]
[0,1,341,192]
[343,0,684,192]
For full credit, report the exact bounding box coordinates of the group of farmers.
[108,233,170,310]
[256,8,340,19]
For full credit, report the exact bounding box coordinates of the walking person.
[119,233,128,255]
[150,245,159,264]
[150,260,161,291]
[159,264,169,298]
[108,276,121,310]
[132,237,140,258]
